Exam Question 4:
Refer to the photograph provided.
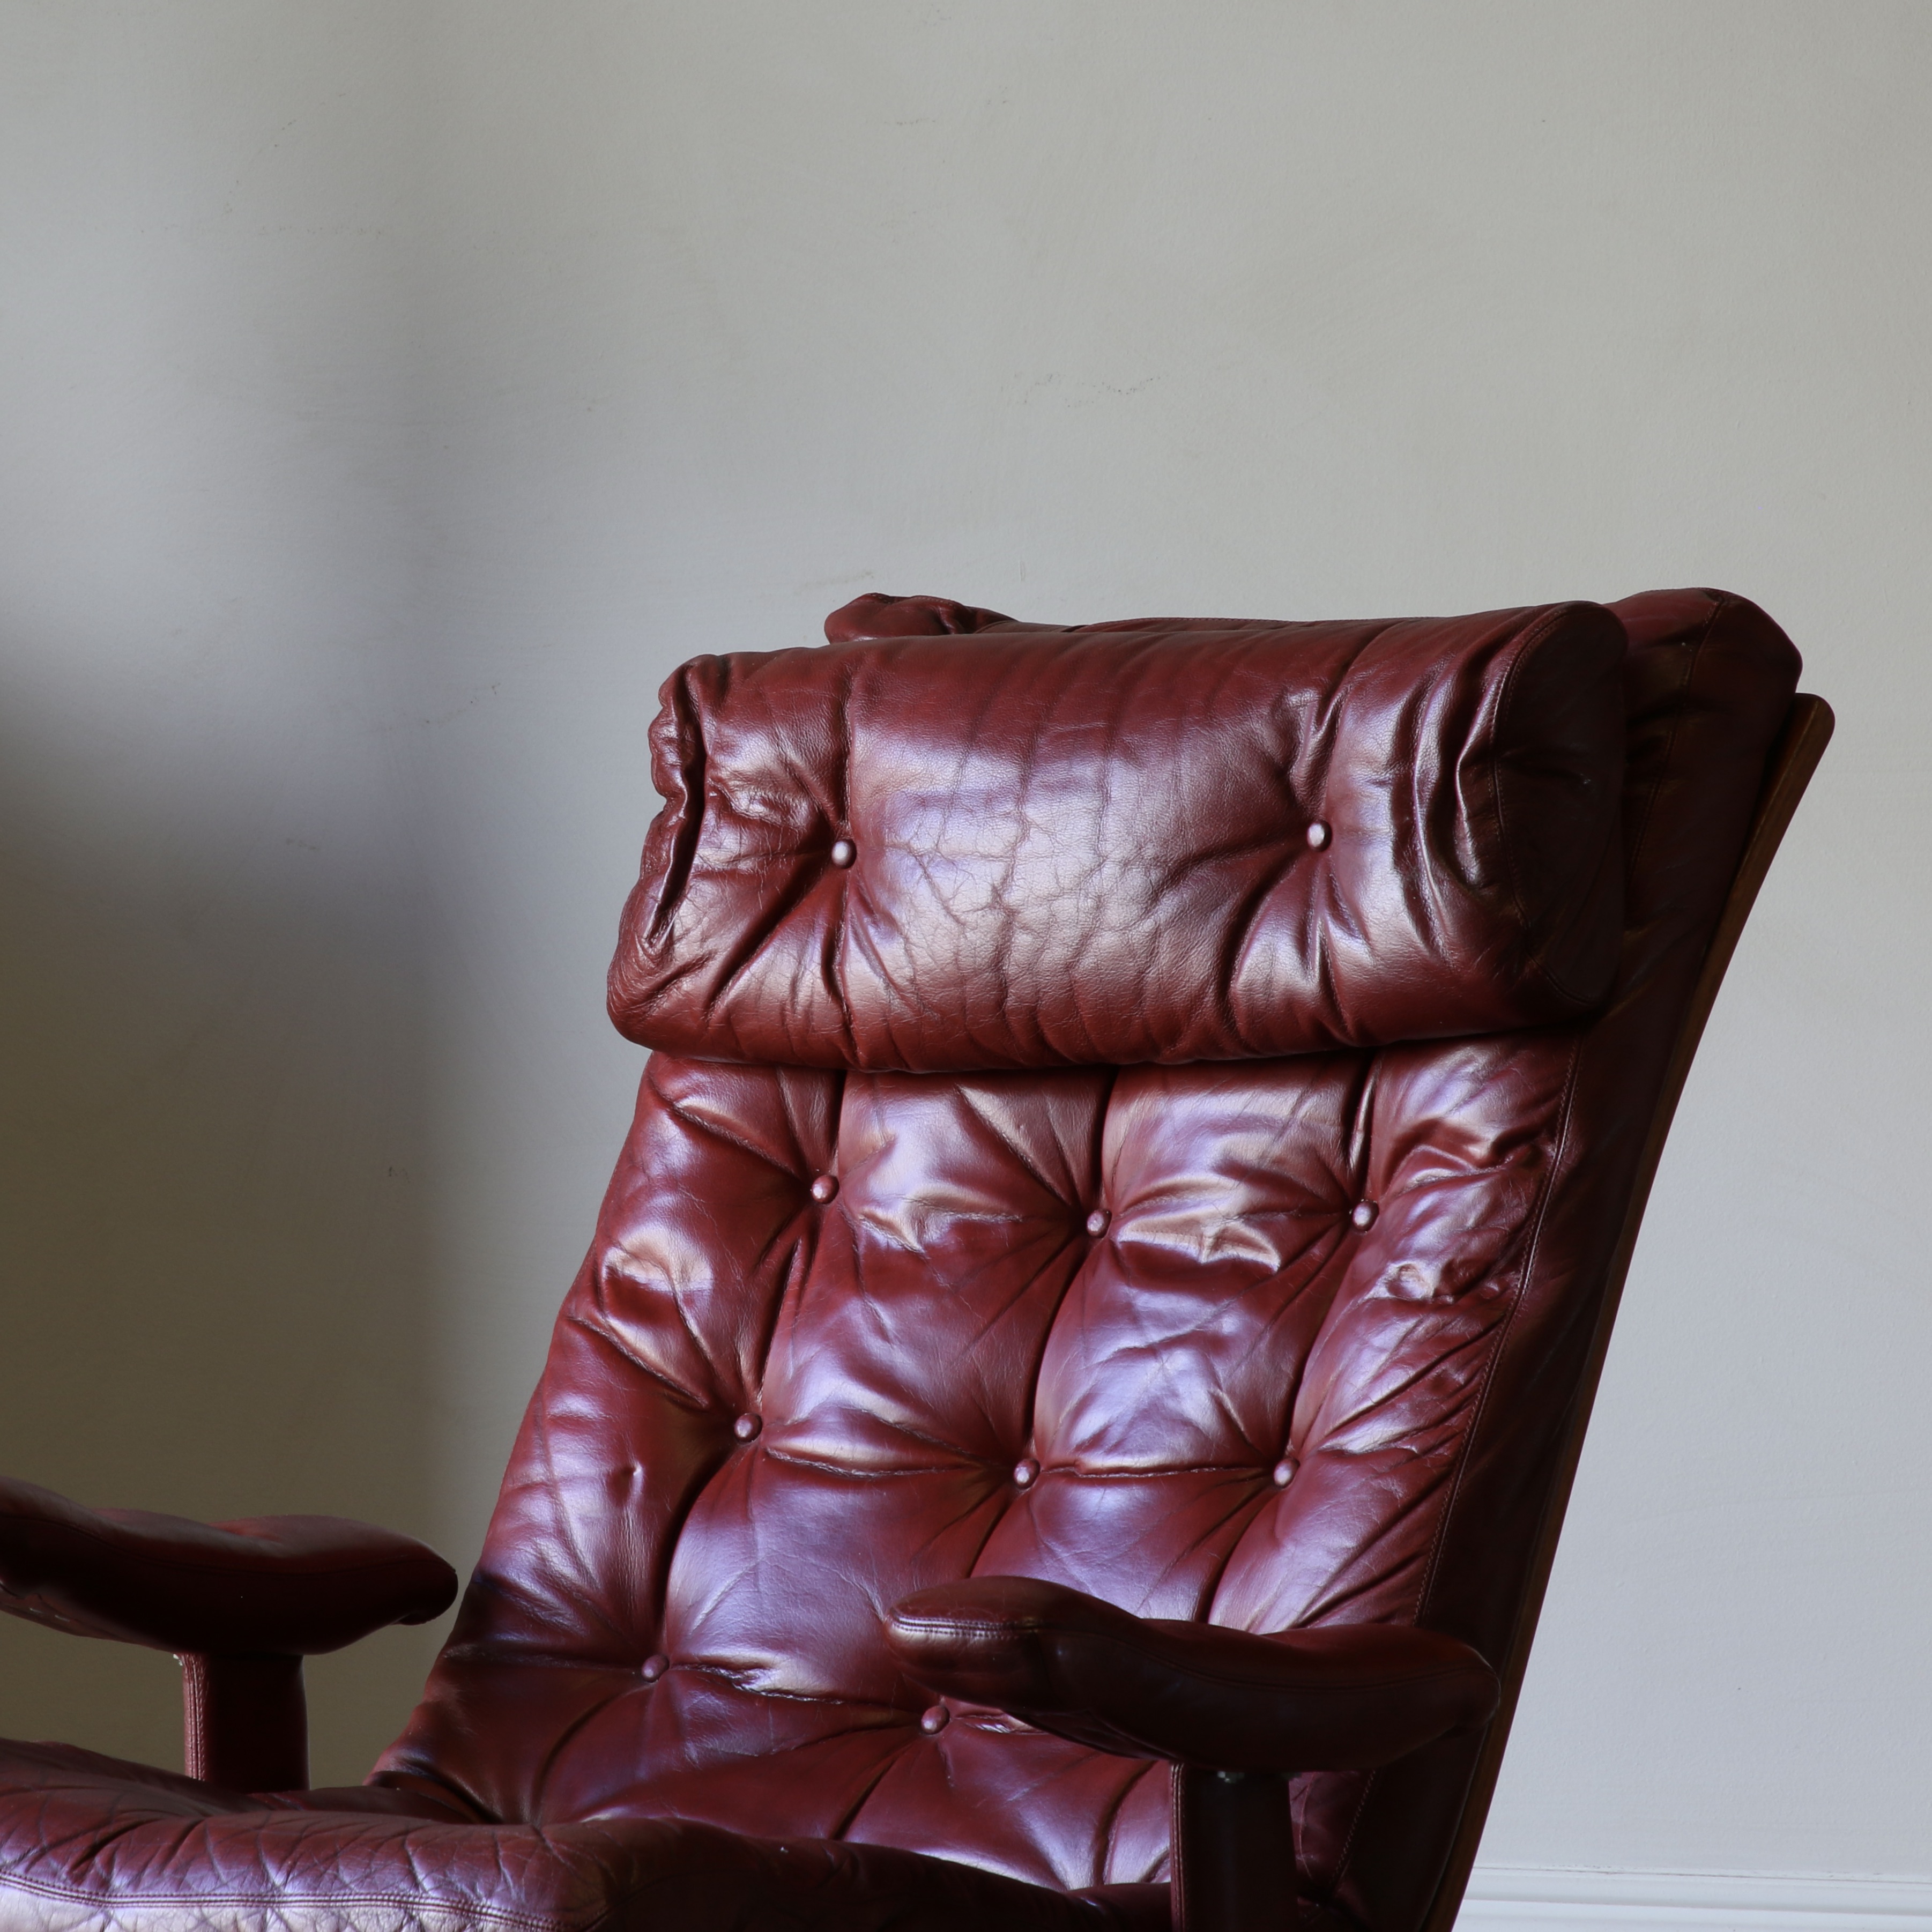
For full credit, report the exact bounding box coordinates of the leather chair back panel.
[375,587,1801,1932]
[609,603,1629,1073]
[383,1036,1568,1904]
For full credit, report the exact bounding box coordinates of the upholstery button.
[1084,1208,1111,1237]
[830,839,857,868]
[810,1173,839,1204]
[1270,1458,1296,1488]
[919,1705,949,1734]
[1350,1200,1378,1231]
[733,1413,762,1441]
[640,1654,669,1682]
[1012,1457,1039,1488]
[1305,820,1332,851]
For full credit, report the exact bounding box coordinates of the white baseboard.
[1458,1867,1932,1931]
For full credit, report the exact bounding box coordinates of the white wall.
[2,0,1927,1897]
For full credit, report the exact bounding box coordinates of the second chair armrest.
[0,1476,458,1658]
[885,1576,1498,1773]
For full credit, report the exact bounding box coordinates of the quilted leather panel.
[384,1034,1572,1903]
[608,602,1629,1072]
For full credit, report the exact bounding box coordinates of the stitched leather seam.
[0,1867,598,1932]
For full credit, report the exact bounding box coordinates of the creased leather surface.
[608,600,1629,1071]
[0,590,1801,1932]
[0,1741,1168,1932]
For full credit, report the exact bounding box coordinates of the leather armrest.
[884,1576,1499,1774]
[0,1476,457,1658]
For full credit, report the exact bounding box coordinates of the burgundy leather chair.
[0,589,1829,1932]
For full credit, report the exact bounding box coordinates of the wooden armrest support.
[887,1576,1499,1932]
[0,1476,458,1794]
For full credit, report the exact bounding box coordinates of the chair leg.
[1170,1764,1297,1932]
[180,1652,308,1793]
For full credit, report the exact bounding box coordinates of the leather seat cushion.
[0,1740,1179,1932]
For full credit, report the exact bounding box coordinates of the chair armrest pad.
[0,1476,458,1656]
[884,1576,1498,1773]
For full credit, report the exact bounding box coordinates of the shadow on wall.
[0,674,447,1786]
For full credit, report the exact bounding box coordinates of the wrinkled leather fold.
[0,1477,457,1655]
[886,1578,1498,1773]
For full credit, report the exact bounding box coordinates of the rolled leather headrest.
[608,595,1628,1072]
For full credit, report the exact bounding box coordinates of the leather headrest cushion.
[608,595,1628,1071]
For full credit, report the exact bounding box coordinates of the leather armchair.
[0,589,1829,1932]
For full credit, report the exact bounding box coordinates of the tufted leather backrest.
[377,589,1804,1932]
